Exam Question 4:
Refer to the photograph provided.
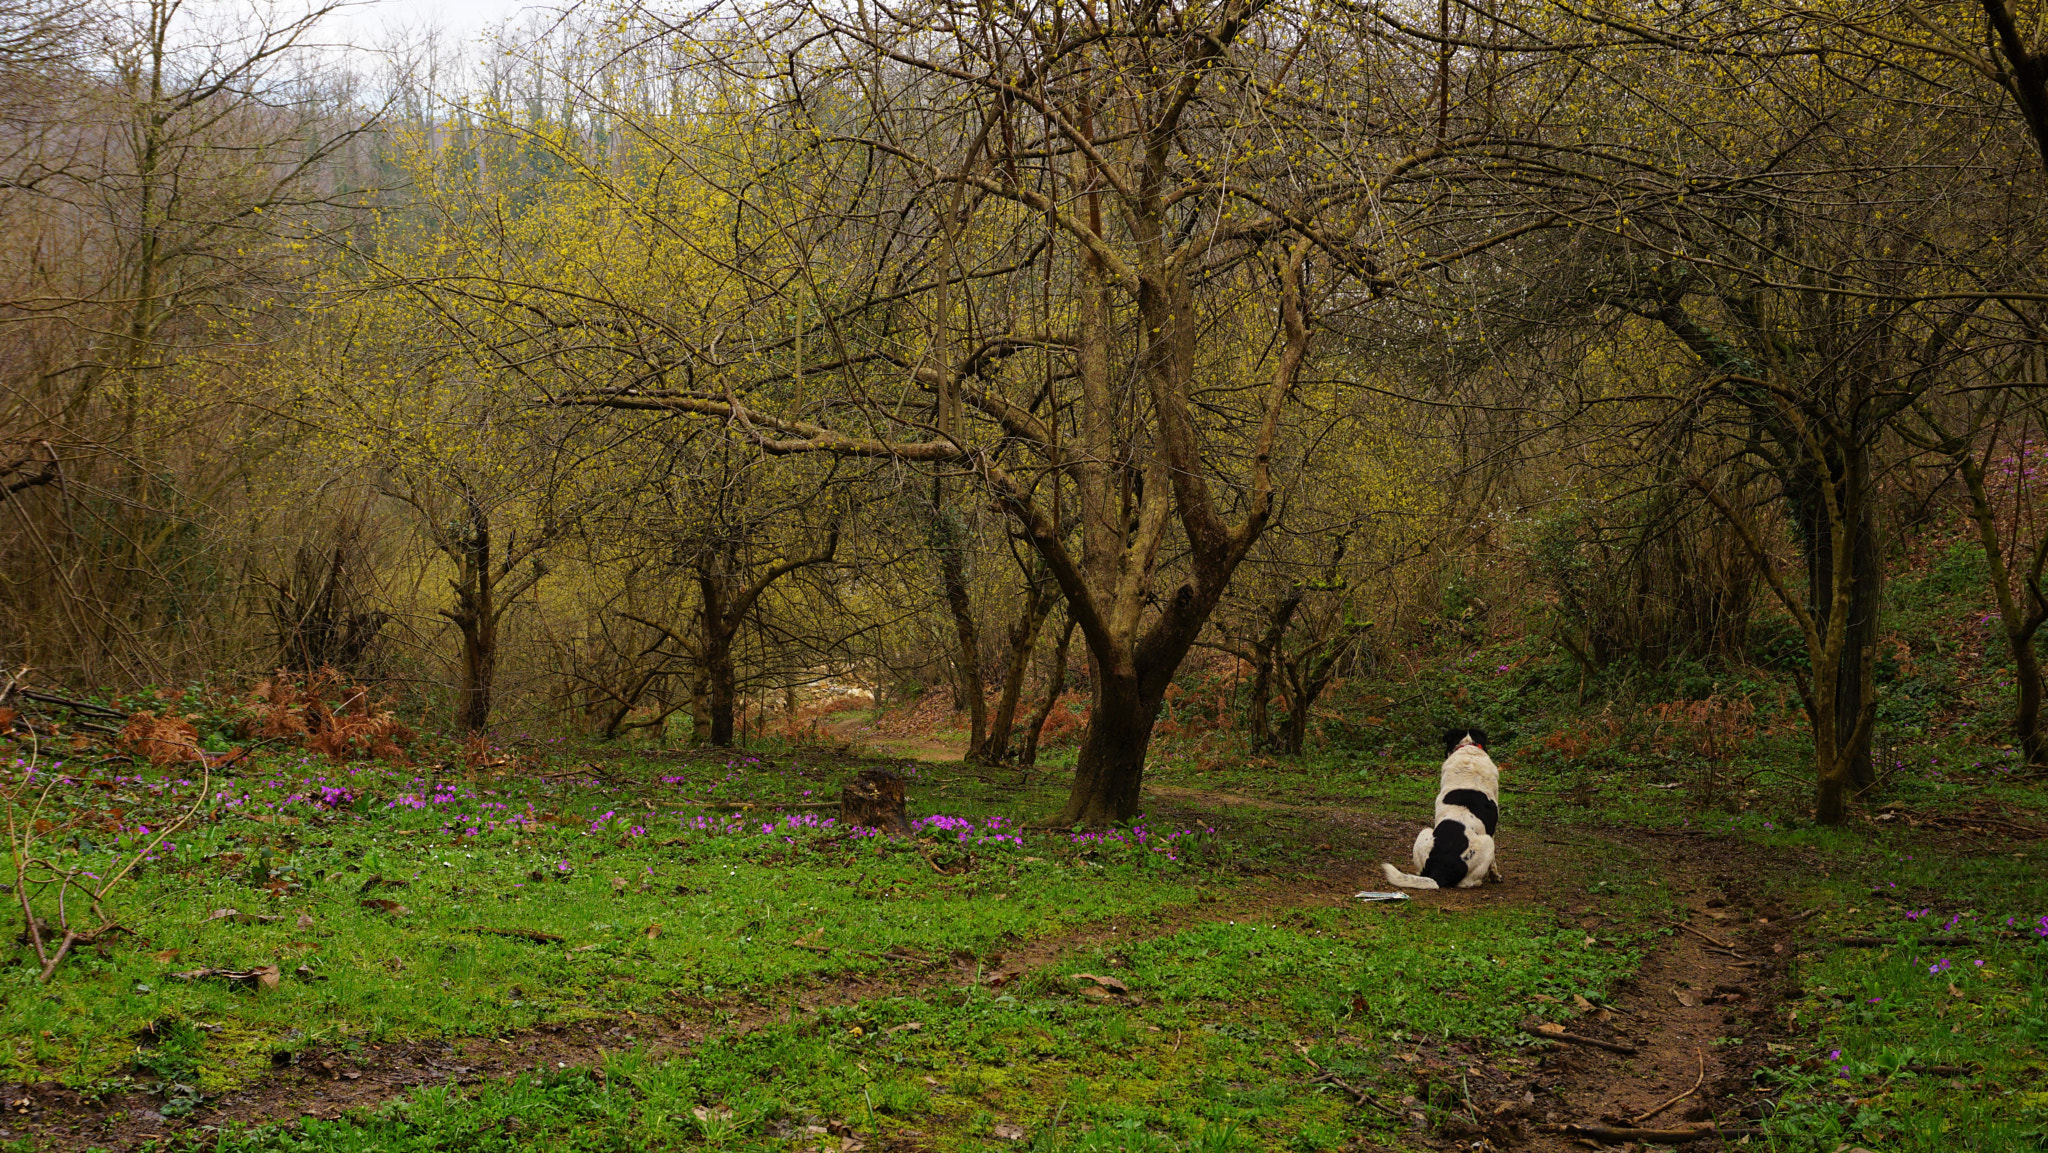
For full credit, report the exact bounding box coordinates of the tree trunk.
[1056,673,1162,825]
[451,502,497,735]
[1789,452,1881,797]
[1245,587,1303,751]
[1020,615,1075,766]
[2017,637,2047,770]
[688,666,710,746]
[1814,743,1851,826]
[705,635,736,747]
[981,574,1055,763]
[1246,655,1276,750]
[1956,450,2048,770]
[1277,666,1313,755]
[930,494,988,759]
[455,611,496,734]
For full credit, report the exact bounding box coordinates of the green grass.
[11,699,2048,1151]
[79,852,1662,1153]
[1,749,1218,1093]
[1736,834,2048,1152]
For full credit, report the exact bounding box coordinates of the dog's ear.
[1442,727,1488,756]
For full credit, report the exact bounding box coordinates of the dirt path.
[1143,785,1800,1149]
[13,787,1803,1152]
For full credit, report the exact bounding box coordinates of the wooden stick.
[1671,921,1735,950]
[1632,1050,1705,1124]
[467,925,563,944]
[1537,1121,1756,1143]
[1311,1072,1400,1116]
[1524,1027,1639,1055]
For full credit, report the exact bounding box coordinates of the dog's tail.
[1381,862,1440,890]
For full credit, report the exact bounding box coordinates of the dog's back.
[1383,728,1502,890]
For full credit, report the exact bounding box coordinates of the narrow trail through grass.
[4,740,2043,1152]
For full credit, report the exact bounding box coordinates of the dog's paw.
[1488,864,1506,884]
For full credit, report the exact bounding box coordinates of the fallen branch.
[1632,1050,1705,1124]
[667,800,844,813]
[1537,1121,1757,1143]
[1835,935,1979,947]
[1524,1026,1639,1055]
[1309,1072,1401,1116]
[467,926,563,944]
[2,686,128,721]
[1671,921,1736,950]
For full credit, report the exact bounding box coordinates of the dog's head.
[1441,727,1489,758]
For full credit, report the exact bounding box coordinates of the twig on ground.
[1671,921,1735,950]
[1835,934,1981,947]
[1310,1072,1401,1116]
[466,926,563,943]
[1524,1026,1639,1055]
[1632,1050,1706,1124]
[1537,1121,1756,1143]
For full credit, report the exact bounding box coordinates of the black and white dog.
[1381,728,1501,890]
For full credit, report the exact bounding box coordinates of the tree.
[1463,0,2048,821]
[1215,538,1372,754]
[541,0,1564,822]
[1,0,382,684]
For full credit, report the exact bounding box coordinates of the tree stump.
[840,769,910,834]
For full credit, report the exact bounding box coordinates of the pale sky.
[319,0,556,51]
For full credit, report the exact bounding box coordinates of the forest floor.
[2,735,2044,1153]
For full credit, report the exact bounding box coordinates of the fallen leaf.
[885,1021,923,1034]
[1572,994,1596,1011]
[1535,1022,1566,1035]
[151,948,180,963]
[1673,989,1697,1007]
[297,912,315,930]
[359,898,409,916]
[1071,972,1130,994]
[645,923,662,939]
[1530,993,1560,1003]
[610,876,627,894]
[993,1121,1026,1140]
